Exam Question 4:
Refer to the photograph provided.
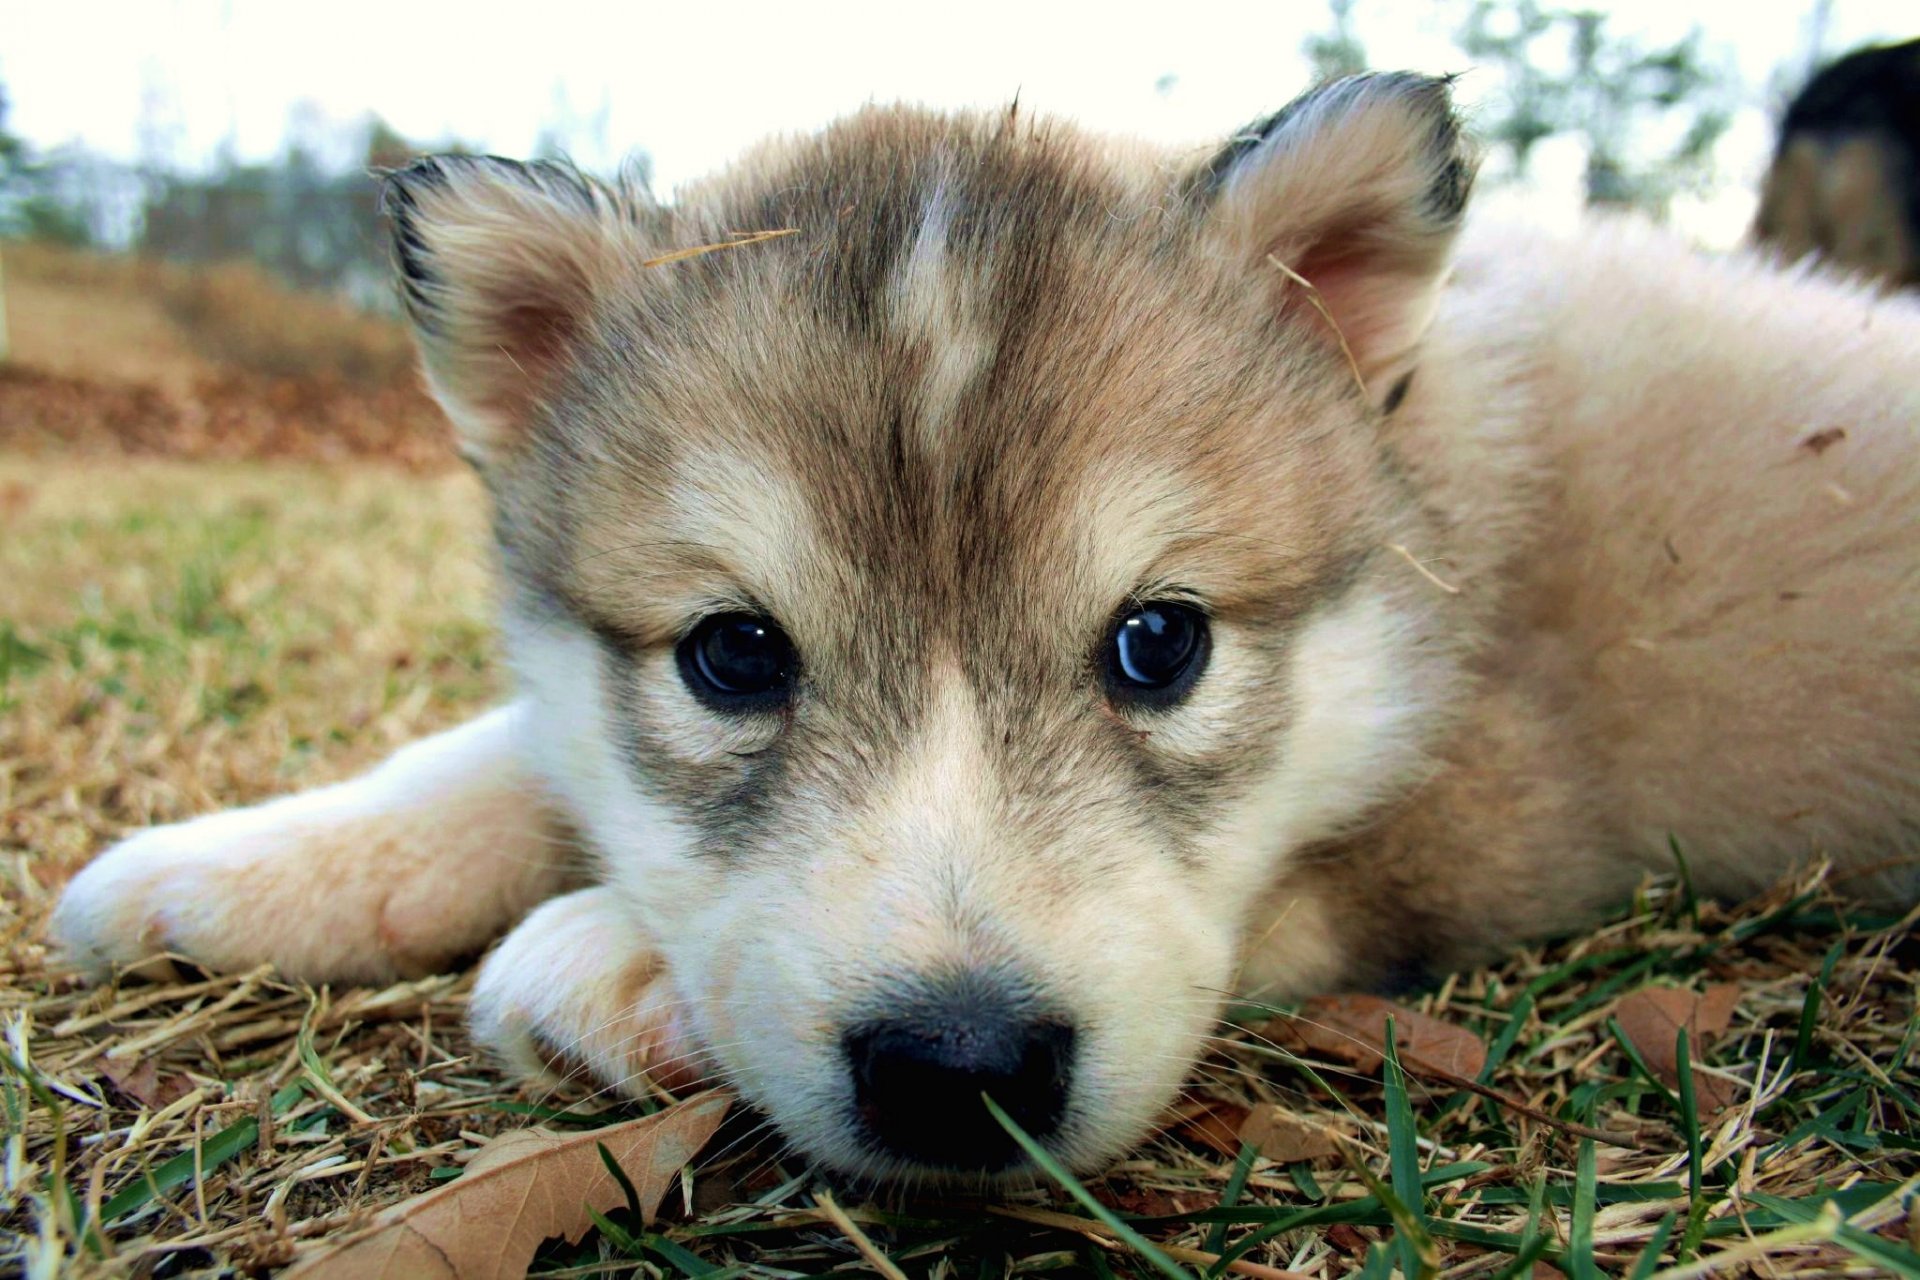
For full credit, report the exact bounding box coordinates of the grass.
[0,452,1914,1278]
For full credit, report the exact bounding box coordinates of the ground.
[0,243,1914,1278]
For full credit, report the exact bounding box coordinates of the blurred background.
[0,0,1915,466]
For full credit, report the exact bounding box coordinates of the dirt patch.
[0,365,457,469]
[1,241,458,468]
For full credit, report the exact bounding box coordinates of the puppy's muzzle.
[842,972,1076,1172]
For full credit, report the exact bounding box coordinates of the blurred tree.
[137,107,477,310]
[533,81,614,169]
[1456,2,1739,212]
[0,82,111,246]
[1303,0,1369,83]
[1298,0,1743,217]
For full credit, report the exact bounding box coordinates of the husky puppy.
[52,74,1920,1181]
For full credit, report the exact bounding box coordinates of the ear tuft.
[1198,73,1478,400]
[380,156,647,460]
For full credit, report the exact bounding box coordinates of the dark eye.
[678,613,795,710]
[1106,601,1209,706]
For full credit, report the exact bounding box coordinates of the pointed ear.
[383,156,642,460]
[1197,73,1476,402]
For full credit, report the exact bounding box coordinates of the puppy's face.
[390,75,1474,1179]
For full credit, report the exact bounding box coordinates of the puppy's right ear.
[383,156,642,461]
[1195,74,1475,402]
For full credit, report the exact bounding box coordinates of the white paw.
[50,820,216,981]
[50,804,413,984]
[51,707,575,986]
[471,888,706,1100]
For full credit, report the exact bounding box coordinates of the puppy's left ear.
[1197,73,1476,402]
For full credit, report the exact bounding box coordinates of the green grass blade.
[1560,953,1676,1024]
[1383,1018,1431,1280]
[597,1140,645,1222]
[1479,992,1535,1083]
[490,1099,620,1125]
[99,1079,306,1222]
[1487,1174,1549,1280]
[1667,835,1699,927]
[1625,1213,1678,1280]
[982,1093,1195,1280]
[1674,1027,1711,1260]
[1203,1142,1258,1256]
[1356,1241,1395,1280]
[1488,1235,1553,1280]
[1791,940,1846,1073]
[1335,1140,1437,1280]
[1567,1136,1599,1280]
[641,1231,722,1276]
[1606,1016,1682,1111]
[1747,1191,1920,1278]
[1289,1161,1325,1201]
[584,1204,646,1258]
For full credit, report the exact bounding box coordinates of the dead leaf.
[1237,1107,1341,1163]
[1275,994,1488,1081]
[1324,1223,1375,1257]
[102,1057,195,1110]
[1613,985,1743,1112]
[1168,1099,1251,1156]
[1100,1186,1199,1218]
[284,1092,728,1280]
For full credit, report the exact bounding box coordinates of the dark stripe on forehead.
[704,112,1152,343]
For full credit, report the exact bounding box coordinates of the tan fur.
[53,706,576,983]
[53,75,1920,1180]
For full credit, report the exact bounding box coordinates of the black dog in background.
[1756,37,1920,288]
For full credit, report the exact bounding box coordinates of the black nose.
[844,982,1075,1171]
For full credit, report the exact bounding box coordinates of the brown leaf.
[1613,985,1743,1112]
[102,1057,195,1110]
[1278,994,1488,1081]
[1169,1099,1251,1156]
[1100,1187,1198,1218]
[284,1092,728,1280]
[1324,1223,1375,1257]
[1236,1107,1341,1163]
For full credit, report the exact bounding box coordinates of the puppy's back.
[1450,217,1920,902]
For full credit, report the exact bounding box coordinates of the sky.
[4,0,1915,242]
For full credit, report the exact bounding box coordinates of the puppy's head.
[388,73,1476,1180]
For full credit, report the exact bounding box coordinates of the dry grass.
[0,453,1914,1277]
[0,459,496,856]
[3,241,412,386]
[0,241,453,467]
[2,243,215,396]
[156,262,415,386]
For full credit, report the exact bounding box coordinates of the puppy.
[53,73,1920,1181]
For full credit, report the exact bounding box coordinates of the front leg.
[1238,679,1627,1002]
[51,703,576,984]
[470,886,706,1099]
